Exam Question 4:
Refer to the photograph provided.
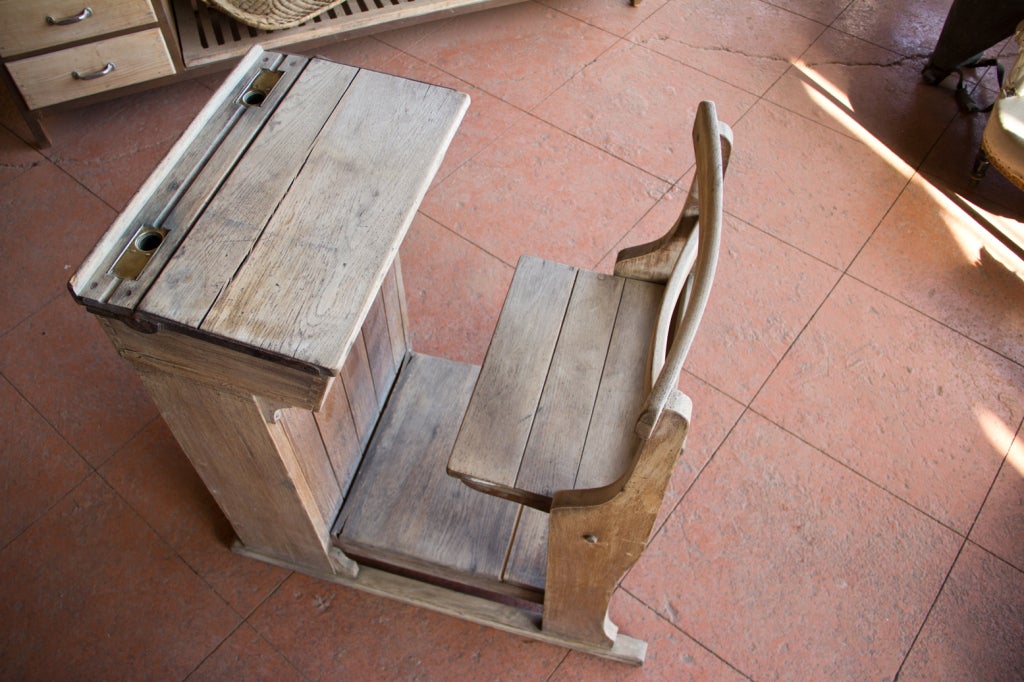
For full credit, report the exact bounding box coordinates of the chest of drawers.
[0,0,529,147]
[0,0,179,109]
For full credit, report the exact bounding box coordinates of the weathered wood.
[132,363,348,575]
[98,317,331,410]
[447,102,729,652]
[575,279,660,488]
[339,331,378,451]
[515,270,624,498]
[337,354,532,602]
[381,258,410,372]
[543,397,690,646]
[614,195,699,285]
[106,52,311,311]
[72,51,471,588]
[502,277,660,591]
[198,69,470,373]
[75,54,467,382]
[0,0,158,57]
[69,45,268,302]
[447,257,576,502]
[362,289,399,410]
[276,406,344,525]
[6,29,175,109]
[503,506,548,591]
[232,544,646,665]
[448,264,662,505]
[636,102,729,438]
[614,105,732,286]
[69,41,723,663]
[139,56,359,328]
[313,375,363,498]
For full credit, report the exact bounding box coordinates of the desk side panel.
[313,258,410,502]
[134,365,337,573]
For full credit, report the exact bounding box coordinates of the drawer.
[0,0,157,57]
[6,28,175,109]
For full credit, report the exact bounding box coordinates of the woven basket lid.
[201,0,346,30]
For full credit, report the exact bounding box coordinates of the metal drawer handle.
[46,7,93,25]
[72,62,115,80]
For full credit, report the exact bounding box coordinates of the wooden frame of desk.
[69,46,647,665]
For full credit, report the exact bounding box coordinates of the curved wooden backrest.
[543,103,732,648]
[615,100,732,438]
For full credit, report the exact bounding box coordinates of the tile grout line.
[620,585,756,680]
[0,288,64,341]
[744,402,975,539]
[90,414,249,599]
[891,536,972,680]
[843,268,1024,371]
[541,649,571,681]
[412,207,519,270]
[180,619,251,681]
[640,377,746,546]
[0,374,93,554]
[891,428,1024,682]
[91,432,305,680]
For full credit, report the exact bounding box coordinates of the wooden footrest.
[334,353,542,604]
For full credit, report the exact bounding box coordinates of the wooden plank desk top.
[70,46,468,376]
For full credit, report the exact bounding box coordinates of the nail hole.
[583,534,598,544]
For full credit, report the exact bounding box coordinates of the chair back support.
[633,101,732,438]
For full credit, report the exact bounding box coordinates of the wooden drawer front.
[0,0,157,57]
[7,29,174,109]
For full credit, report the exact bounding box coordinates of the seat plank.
[337,354,533,602]
[575,278,661,488]
[503,277,662,590]
[514,269,624,498]
[447,257,576,495]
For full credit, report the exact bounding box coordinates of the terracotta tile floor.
[2,0,1023,678]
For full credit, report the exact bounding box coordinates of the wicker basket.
[200,0,346,30]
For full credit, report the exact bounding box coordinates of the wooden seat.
[447,100,732,646]
[71,43,733,665]
[335,101,731,660]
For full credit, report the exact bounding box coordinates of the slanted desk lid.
[70,47,469,376]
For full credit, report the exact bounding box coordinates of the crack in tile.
[801,53,936,70]
[50,136,175,169]
[0,160,40,171]
[637,36,794,63]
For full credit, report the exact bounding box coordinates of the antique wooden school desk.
[69,44,728,665]
[69,44,649,662]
